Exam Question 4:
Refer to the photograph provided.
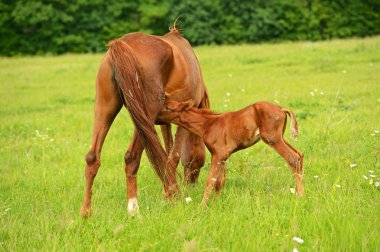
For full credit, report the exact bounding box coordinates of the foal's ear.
[166,100,194,111]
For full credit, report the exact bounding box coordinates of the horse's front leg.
[160,123,173,154]
[124,130,144,216]
[162,126,188,199]
[181,132,206,184]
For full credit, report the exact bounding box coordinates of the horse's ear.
[166,100,194,111]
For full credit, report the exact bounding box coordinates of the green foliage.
[0,0,380,55]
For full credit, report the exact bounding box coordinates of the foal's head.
[165,99,194,111]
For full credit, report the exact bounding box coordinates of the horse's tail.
[282,108,299,140]
[108,39,166,182]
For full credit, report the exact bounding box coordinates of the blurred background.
[1,0,380,56]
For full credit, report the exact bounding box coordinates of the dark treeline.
[1,0,379,56]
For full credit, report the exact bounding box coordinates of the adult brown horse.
[80,27,210,217]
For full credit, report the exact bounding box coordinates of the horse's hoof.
[80,206,91,218]
[127,198,140,217]
[163,184,181,199]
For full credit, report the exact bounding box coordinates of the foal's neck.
[171,108,219,137]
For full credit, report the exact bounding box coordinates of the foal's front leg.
[202,155,226,206]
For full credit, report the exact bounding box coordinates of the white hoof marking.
[127,198,139,216]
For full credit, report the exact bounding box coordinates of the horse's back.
[120,32,174,85]
[159,31,206,106]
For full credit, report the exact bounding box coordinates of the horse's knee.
[124,151,133,165]
[124,151,140,176]
[85,151,96,165]
[85,151,100,177]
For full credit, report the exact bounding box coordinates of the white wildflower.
[370,133,376,136]
[368,170,374,173]
[310,91,314,96]
[336,184,341,188]
[314,88,318,92]
[369,179,373,185]
[226,92,231,96]
[185,197,192,203]
[350,164,357,168]
[314,175,319,179]
[293,248,299,252]
[375,182,379,187]
[375,130,379,133]
[290,188,296,194]
[292,237,304,244]
[363,175,368,180]
[320,91,324,95]
[370,175,377,178]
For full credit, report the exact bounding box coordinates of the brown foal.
[158,100,304,206]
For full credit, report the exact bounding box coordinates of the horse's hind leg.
[81,58,122,218]
[124,130,144,216]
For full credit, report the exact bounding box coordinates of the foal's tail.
[282,108,298,139]
[108,39,167,182]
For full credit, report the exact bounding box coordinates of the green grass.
[1,36,380,251]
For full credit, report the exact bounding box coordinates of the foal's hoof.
[127,198,140,217]
[296,190,304,197]
[80,207,91,219]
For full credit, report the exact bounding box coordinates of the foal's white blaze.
[127,198,139,216]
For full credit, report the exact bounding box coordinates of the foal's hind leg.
[81,59,122,218]
[271,140,303,196]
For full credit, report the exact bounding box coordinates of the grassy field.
[1,36,379,251]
